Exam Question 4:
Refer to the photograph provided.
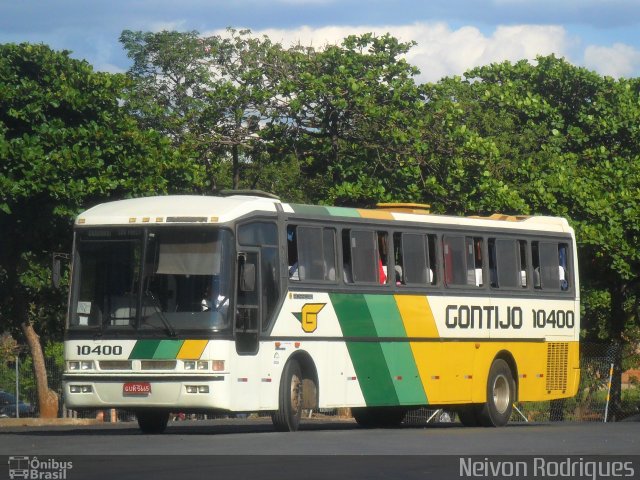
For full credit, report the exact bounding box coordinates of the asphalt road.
[1,418,638,480]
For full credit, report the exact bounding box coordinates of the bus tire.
[272,359,303,432]
[457,405,481,427]
[352,407,407,428]
[136,410,169,434]
[478,359,514,427]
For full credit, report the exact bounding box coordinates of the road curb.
[0,418,102,428]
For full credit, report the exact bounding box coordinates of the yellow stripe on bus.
[177,340,208,359]
[394,295,439,338]
[394,295,441,402]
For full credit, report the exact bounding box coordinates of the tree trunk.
[232,144,240,190]
[21,322,58,418]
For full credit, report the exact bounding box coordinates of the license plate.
[123,382,151,396]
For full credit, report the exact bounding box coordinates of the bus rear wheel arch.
[477,358,516,427]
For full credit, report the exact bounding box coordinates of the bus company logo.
[292,303,326,333]
[7,456,73,479]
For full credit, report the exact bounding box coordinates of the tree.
[120,29,288,193]
[0,43,204,417]
[424,57,640,418]
[272,33,426,205]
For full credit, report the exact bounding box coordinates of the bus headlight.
[80,361,94,371]
[69,361,94,371]
[197,361,208,370]
[184,361,196,370]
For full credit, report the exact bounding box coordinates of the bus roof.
[76,194,572,234]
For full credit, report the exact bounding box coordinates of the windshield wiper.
[145,290,176,337]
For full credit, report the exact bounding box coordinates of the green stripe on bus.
[128,340,161,359]
[290,204,331,216]
[330,293,399,406]
[324,206,361,218]
[153,340,184,359]
[290,204,361,218]
[364,295,428,405]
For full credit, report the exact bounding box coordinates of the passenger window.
[342,229,378,284]
[532,240,570,291]
[287,225,336,282]
[518,240,528,288]
[489,239,519,289]
[377,232,389,285]
[393,232,404,285]
[444,236,483,287]
[443,236,466,286]
[400,233,437,286]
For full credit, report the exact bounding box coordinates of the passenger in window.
[378,258,387,284]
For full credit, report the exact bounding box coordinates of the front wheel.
[136,410,170,434]
[478,359,515,427]
[272,360,303,432]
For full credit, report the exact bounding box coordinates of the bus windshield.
[69,227,234,333]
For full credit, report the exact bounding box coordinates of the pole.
[604,362,614,423]
[15,355,19,419]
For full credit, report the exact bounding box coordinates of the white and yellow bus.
[63,193,580,433]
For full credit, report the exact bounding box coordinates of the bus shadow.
[0,417,481,437]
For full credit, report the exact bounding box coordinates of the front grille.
[140,360,177,370]
[99,361,132,370]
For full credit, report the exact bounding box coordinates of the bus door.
[235,250,261,354]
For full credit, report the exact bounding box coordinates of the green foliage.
[273,33,424,205]
[0,43,204,340]
[120,28,290,193]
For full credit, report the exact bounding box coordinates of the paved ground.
[1,418,638,479]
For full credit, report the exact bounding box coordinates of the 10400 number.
[532,309,575,329]
[76,345,123,356]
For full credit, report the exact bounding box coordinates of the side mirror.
[240,263,256,292]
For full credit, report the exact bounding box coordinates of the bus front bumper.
[63,375,230,410]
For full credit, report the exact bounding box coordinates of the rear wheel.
[272,360,303,432]
[136,410,169,434]
[478,359,515,427]
[352,407,407,428]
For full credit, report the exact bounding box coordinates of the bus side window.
[342,230,353,283]
[533,240,564,290]
[287,225,299,280]
[393,232,404,285]
[290,226,337,282]
[532,241,541,289]
[427,234,438,285]
[558,243,570,291]
[518,240,528,287]
[346,230,377,283]
[377,231,388,284]
[443,236,467,286]
[489,238,522,288]
[402,233,428,285]
[467,237,484,287]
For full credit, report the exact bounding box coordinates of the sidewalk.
[0,418,101,428]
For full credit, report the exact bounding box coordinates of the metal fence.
[1,342,637,423]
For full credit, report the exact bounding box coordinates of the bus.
[63,193,580,433]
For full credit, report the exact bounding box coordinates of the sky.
[1,0,639,83]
